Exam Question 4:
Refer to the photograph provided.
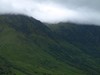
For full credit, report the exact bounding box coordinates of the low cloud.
[0,0,100,25]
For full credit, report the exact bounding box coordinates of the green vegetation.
[0,15,100,75]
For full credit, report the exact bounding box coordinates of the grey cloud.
[0,0,100,25]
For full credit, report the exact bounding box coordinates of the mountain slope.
[0,15,100,75]
[0,15,86,75]
[48,22,100,75]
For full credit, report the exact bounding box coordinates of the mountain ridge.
[0,14,100,75]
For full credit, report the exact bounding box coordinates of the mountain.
[48,22,100,57]
[0,15,100,75]
[48,22,100,74]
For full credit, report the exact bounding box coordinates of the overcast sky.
[0,0,100,25]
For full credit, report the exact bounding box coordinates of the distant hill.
[0,15,100,75]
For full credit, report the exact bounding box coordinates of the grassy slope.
[0,15,87,75]
[48,22,100,75]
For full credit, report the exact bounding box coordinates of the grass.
[0,15,100,75]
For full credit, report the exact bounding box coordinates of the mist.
[0,0,100,25]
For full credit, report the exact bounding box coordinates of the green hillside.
[0,15,100,75]
[48,22,100,74]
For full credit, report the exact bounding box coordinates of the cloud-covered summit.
[0,0,100,25]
